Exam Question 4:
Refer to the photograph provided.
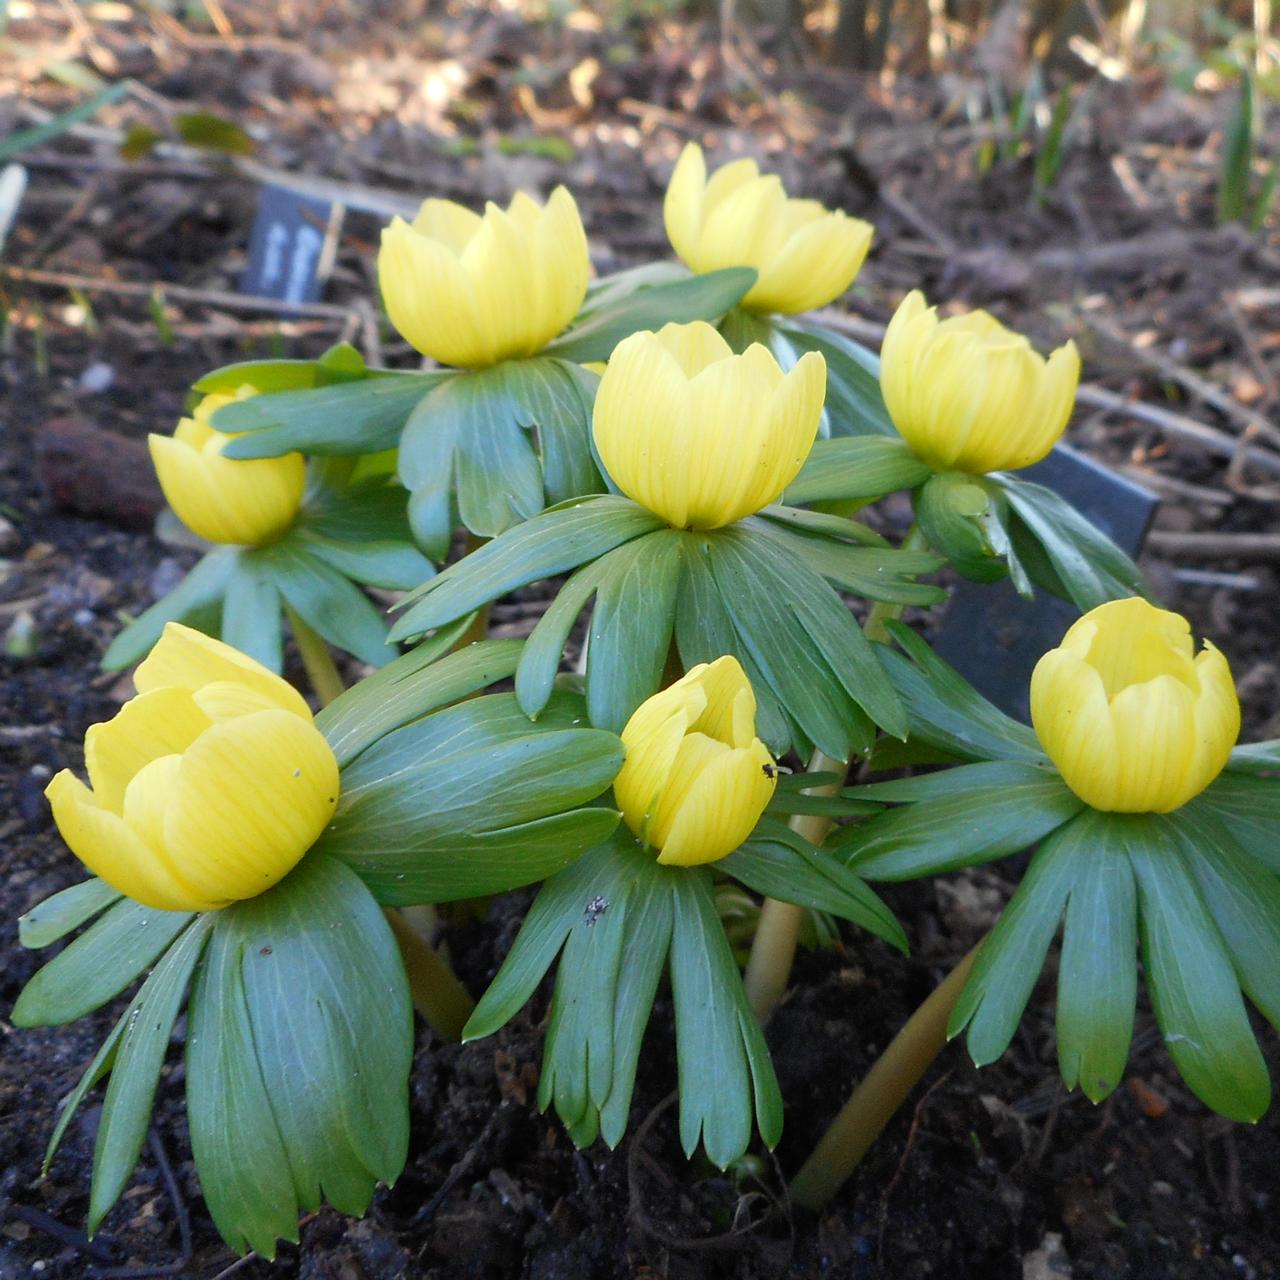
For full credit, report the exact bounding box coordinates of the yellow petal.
[378,216,490,367]
[646,731,727,848]
[412,196,483,252]
[651,318,735,376]
[84,686,212,813]
[463,201,541,361]
[657,739,776,866]
[44,770,204,912]
[663,142,707,265]
[1185,643,1241,799]
[149,431,304,546]
[164,709,339,903]
[698,173,789,274]
[529,186,589,347]
[135,622,311,720]
[746,213,873,314]
[592,330,693,527]
[1107,675,1196,813]
[615,700,697,843]
[683,343,784,527]
[1030,648,1120,810]
[685,655,757,747]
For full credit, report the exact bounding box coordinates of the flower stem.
[384,908,476,1042]
[284,606,345,707]
[788,943,980,1211]
[743,748,848,1020]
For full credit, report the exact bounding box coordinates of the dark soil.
[3,5,1280,1277]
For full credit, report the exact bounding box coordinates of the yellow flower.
[149,388,306,545]
[592,321,825,529]
[880,290,1081,473]
[1030,599,1239,814]
[45,623,339,912]
[378,187,589,369]
[663,142,873,315]
[614,657,777,867]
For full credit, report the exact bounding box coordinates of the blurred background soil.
[2,1,1279,1276]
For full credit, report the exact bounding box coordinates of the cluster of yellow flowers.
[77,142,1241,911]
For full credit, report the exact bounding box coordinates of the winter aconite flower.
[149,388,306,546]
[46,623,339,912]
[663,142,873,315]
[1030,598,1239,814]
[880,290,1080,474]
[613,657,776,867]
[378,187,589,369]
[593,320,825,529]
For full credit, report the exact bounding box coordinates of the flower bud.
[378,187,589,369]
[149,387,306,545]
[880,290,1080,474]
[614,657,777,867]
[664,142,873,315]
[593,321,825,530]
[1030,599,1239,813]
[46,623,339,911]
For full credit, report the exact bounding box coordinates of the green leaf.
[581,530,682,733]
[784,436,931,504]
[0,81,129,165]
[43,1020,123,1176]
[464,840,637,1040]
[101,548,237,671]
[709,525,906,747]
[1218,69,1255,224]
[19,879,120,949]
[1127,816,1270,1122]
[1176,806,1280,1031]
[175,110,254,155]
[389,497,662,643]
[12,900,195,1027]
[838,762,1082,880]
[669,870,782,1166]
[189,855,413,1257]
[186,913,300,1257]
[949,813,1080,1064]
[545,268,757,364]
[514,557,612,720]
[776,321,896,437]
[89,915,216,1233]
[397,358,602,555]
[539,869,635,1129]
[1226,739,1280,772]
[722,822,906,950]
[674,535,797,754]
[265,542,396,667]
[1056,833,1136,1103]
[998,475,1149,611]
[1191,773,1280,874]
[595,869,675,1147]
[217,373,447,459]
[756,516,943,606]
[318,633,517,767]
[879,620,1047,762]
[297,532,432,593]
[194,355,345,397]
[317,692,623,902]
[221,552,282,671]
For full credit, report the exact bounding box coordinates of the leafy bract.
[18,854,413,1258]
[466,818,901,1162]
[315,690,624,903]
[103,470,431,673]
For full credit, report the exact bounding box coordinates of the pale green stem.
[743,749,848,1020]
[789,944,979,1211]
[384,909,476,1043]
[743,521,930,1021]
[284,606,345,707]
